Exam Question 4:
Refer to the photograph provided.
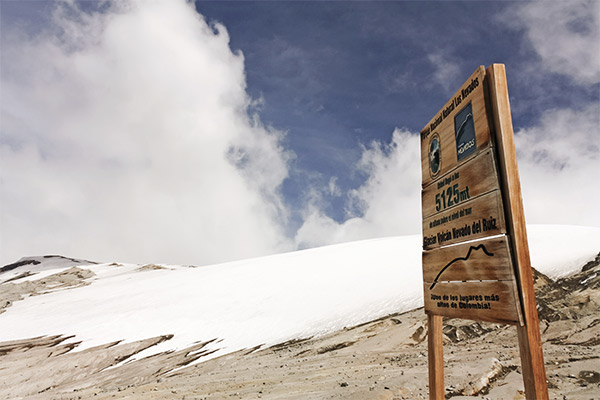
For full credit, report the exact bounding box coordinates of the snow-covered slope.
[0,225,598,363]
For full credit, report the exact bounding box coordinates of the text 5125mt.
[435,184,471,212]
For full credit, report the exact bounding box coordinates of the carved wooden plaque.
[420,66,492,189]
[422,236,522,324]
[420,66,521,323]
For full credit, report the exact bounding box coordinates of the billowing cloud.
[499,0,600,225]
[2,1,597,268]
[0,1,292,266]
[427,51,462,93]
[295,106,599,250]
[328,176,342,197]
[295,128,421,249]
[293,0,600,248]
[505,0,600,85]
[515,105,600,227]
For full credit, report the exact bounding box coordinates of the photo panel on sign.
[420,66,493,189]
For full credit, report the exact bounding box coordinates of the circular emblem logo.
[429,133,441,178]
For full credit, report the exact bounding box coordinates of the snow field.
[0,225,598,362]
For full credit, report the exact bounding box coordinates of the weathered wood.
[420,66,492,188]
[422,148,500,219]
[486,64,548,399]
[423,280,521,324]
[422,236,515,284]
[427,313,444,400]
[422,190,506,250]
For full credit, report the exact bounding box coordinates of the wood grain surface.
[422,236,516,284]
[485,63,548,398]
[427,314,444,400]
[420,66,492,188]
[421,149,500,219]
[422,190,506,250]
[423,280,521,324]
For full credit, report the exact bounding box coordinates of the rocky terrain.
[1,253,599,399]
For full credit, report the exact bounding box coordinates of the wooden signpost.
[420,64,548,399]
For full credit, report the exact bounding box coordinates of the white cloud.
[0,0,292,266]
[505,0,600,85]
[499,0,600,224]
[328,176,341,197]
[427,51,461,93]
[294,104,600,251]
[295,128,421,249]
[2,1,597,267]
[515,105,600,227]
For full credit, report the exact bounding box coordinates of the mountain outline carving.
[429,244,495,290]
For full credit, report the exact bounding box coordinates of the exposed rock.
[0,258,41,273]
[442,321,498,343]
[578,370,600,384]
[316,341,355,354]
[136,264,170,272]
[1,255,97,273]
[0,267,95,314]
[410,322,427,344]
[581,252,600,272]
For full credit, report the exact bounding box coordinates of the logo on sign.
[454,102,476,161]
[429,133,441,178]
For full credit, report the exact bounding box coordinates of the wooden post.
[427,314,444,400]
[486,64,549,399]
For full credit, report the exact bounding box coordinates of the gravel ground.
[1,255,599,400]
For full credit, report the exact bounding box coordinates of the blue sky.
[195,1,599,224]
[1,1,598,266]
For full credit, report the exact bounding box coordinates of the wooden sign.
[423,280,519,323]
[420,64,548,399]
[422,236,516,283]
[420,66,514,322]
[421,148,499,219]
[422,190,506,250]
[420,66,492,188]
[423,236,522,324]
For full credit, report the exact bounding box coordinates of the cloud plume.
[0,0,292,265]
[295,128,421,249]
[515,105,600,227]
[505,0,600,85]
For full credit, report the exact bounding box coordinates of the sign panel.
[423,280,520,324]
[421,149,500,219]
[422,190,506,250]
[422,236,523,324]
[423,236,515,284]
[420,66,492,188]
